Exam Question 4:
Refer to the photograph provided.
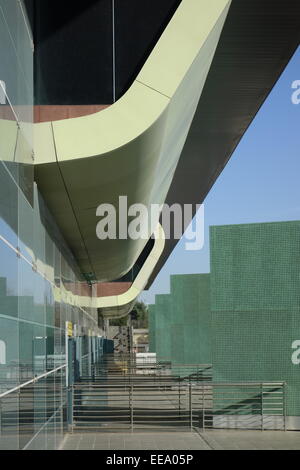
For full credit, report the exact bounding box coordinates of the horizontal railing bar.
[73,381,283,386]
[74,414,131,417]
[73,420,190,424]
[74,415,190,419]
[192,382,285,386]
[0,365,67,399]
[72,425,132,428]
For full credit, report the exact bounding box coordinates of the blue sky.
[142,46,300,305]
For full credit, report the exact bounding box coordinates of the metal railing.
[0,358,67,393]
[71,380,286,432]
[80,354,212,382]
[0,364,67,400]
[191,382,286,431]
[0,365,67,442]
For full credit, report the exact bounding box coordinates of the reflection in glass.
[18,189,34,261]
[0,0,101,451]
[0,163,18,245]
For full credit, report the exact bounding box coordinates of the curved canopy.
[34,0,231,282]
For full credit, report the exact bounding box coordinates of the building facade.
[1,0,299,449]
[0,1,101,450]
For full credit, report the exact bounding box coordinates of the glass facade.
[0,1,101,450]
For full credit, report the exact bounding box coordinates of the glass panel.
[0,0,34,204]
[0,104,19,185]
[45,232,54,283]
[0,1,33,123]
[54,245,61,288]
[0,162,18,246]
[0,391,19,449]
[45,414,55,450]
[33,189,46,266]
[61,256,68,291]
[18,258,34,323]
[19,381,34,449]
[54,406,63,450]
[54,326,62,365]
[0,3,33,205]
[14,127,33,205]
[45,374,55,450]
[54,302,60,329]
[34,274,46,329]
[45,280,54,328]
[0,240,18,322]
[0,0,33,93]
[0,316,19,393]
[19,321,34,383]
[46,326,54,371]
[18,189,34,262]
[33,377,46,450]
[0,316,19,450]
[33,323,46,376]
[33,327,46,450]
[60,302,66,330]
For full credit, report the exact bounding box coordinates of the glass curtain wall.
[0,1,100,450]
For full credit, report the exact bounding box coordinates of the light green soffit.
[33,0,231,282]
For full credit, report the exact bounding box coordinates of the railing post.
[67,384,74,432]
[92,359,95,381]
[0,398,2,436]
[261,383,264,431]
[202,385,205,431]
[130,384,134,431]
[189,383,193,431]
[18,388,21,443]
[283,382,287,432]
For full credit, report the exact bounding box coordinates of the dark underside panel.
[114,0,182,99]
[25,0,182,105]
[147,0,300,287]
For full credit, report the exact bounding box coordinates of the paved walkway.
[201,430,300,450]
[61,430,300,450]
[61,431,210,450]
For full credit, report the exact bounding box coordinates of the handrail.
[80,354,91,360]
[192,382,285,386]
[0,364,67,399]
[72,381,284,387]
[71,380,286,432]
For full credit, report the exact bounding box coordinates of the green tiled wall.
[148,304,156,352]
[155,294,172,361]
[148,274,211,365]
[210,221,300,416]
[149,220,300,418]
[171,274,211,365]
